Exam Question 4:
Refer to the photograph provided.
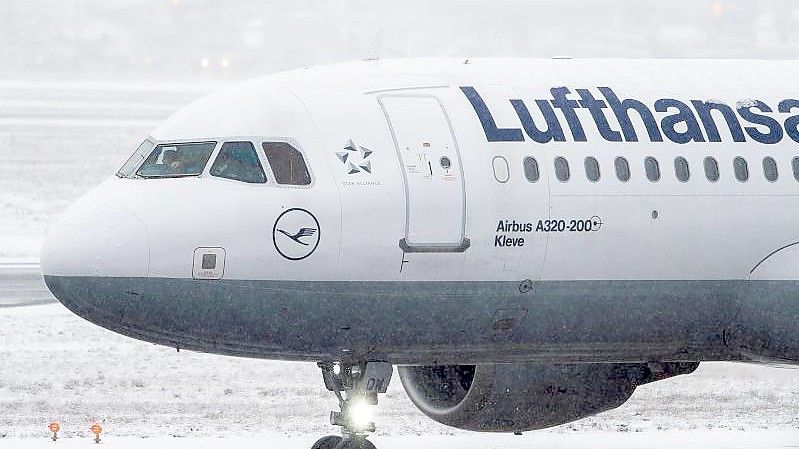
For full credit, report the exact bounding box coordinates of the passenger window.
[793,157,799,181]
[645,156,660,182]
[674,157,690,182]
[554,157,570,182]
[136,141,216,178]
[763,157,778,182]
[704,157,719,182]
[262,142,312,186]
[584,156,600,182]
[734,157,749,182]
[210,141,266,184]
[492,156,510,183]
[615,157,630,182]
[523,156,539,183]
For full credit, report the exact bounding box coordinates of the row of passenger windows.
[127,140,312,185]
[521,155,797,184]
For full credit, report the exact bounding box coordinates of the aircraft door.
[380,96,469,253]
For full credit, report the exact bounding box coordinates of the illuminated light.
[348,398,374,430]
[200,57,210,68]
[333,363,342,376]
[48,422,60,441]
[91,423,102,444]
[169,0,181,5]
[711,2,723,16]
[220,58,230,69]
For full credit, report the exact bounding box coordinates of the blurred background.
[1,1,799,442]
[3,0,799,83]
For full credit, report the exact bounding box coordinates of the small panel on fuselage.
[192,247,225,280]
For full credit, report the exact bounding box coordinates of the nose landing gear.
[312,361,393,449]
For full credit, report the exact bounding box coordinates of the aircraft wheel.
[337,438,376,449]
[311,435,342,449]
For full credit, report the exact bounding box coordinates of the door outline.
[378,94,470,253]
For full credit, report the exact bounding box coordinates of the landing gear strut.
[312,361,393,449]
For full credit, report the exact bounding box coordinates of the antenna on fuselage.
[365,29,385,61]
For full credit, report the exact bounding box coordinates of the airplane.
[41,58,799,449]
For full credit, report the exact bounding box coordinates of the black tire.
[311,435,342,449]
[337,438,376,449]
[359,440,377,449]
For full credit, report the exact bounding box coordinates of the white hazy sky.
[3,0,798,81]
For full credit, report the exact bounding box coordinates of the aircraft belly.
[43,275,798,364]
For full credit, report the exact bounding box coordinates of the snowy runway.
[2,430,799,449]
[0,263,52,307]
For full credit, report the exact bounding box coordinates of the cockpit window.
[136,142,216,178]
[210,141,267,184]
[262,142,312,186]
[117,139,155,178]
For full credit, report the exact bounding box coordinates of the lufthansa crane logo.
[273,208,320,260]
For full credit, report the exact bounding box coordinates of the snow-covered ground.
[1,83,798,446]
[3,430,799,449]
[0,263,51,307]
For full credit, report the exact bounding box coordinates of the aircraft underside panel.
[44,275,799,365]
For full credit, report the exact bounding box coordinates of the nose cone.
[41,192,150,281]
[41,186,153,339]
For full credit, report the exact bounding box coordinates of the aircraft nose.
[41,194,150,283]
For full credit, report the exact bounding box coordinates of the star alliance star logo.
[336,139,373,175]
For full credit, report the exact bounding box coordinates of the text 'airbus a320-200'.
[41,58,799,449]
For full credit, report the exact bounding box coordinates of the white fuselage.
[41,59,799,365]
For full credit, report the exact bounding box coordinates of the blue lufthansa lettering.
[460,85,799,145]
[460,86,524,142]
[510,98,566,143]
[599,87,663,142]
[655,99,706,144]
[779,99,799,144]
[550,87,587,142]
[691,100,746,142]
[576,89,622,142]
[737,101,783,145]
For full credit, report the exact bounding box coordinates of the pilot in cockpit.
[162,148,184,175]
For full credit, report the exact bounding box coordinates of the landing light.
[221,58,230,69]
[348,398,374,430]
[333,363,342,375]
[200,57,210,69]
